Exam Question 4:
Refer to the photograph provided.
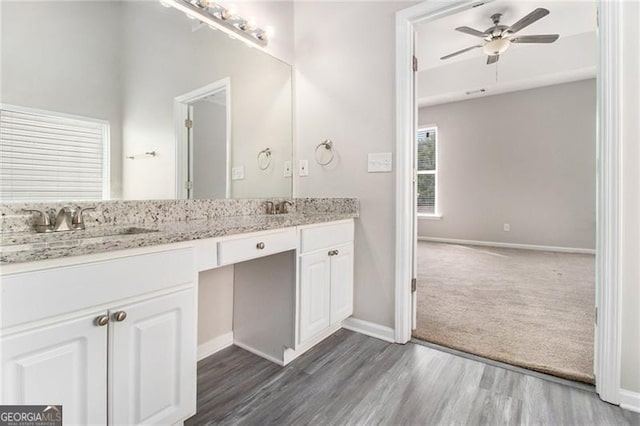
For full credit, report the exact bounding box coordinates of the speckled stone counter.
[0,198,358,265]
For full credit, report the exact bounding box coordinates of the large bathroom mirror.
[0,0,292,201]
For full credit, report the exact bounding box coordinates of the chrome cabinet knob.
[95,315,109,327]
[256,242,265,250]
[113,311,127,322]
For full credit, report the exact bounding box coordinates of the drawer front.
[299,220,354,254]
[1,247,195,330]
[218,228,297,266]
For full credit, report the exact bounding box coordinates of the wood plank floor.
[185,330,639,425]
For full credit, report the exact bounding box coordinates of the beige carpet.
[413,241,595,384]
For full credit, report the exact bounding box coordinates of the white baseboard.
[342,317,395,343]
[233,339,285,366]
[282,322,343,365]
[197,331,234,361]
[418,237,596,255]
[619,389,640,413]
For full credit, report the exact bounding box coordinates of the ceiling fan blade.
[511,34,559,44]
[440,45,482,60]
[455,26,488,38]
[508,8,550,33]
[487,55,499,65]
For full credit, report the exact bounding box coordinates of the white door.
[330,243,354,323]
[299,251,331,343]
[411,40,419,331]
[109,289,196,426]
[1,312,108,425]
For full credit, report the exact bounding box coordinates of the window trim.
[0,103,111,201]
[416,125,439,218]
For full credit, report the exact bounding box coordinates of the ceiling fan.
[440,8,559,65]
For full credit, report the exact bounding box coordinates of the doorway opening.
[175,78,231,199]
[408,1,598,384]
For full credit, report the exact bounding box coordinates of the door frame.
[174,78,232,199]
[394,0,623,405]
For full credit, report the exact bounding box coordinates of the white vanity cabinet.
[0,247,197,426]
[1,310,109,425]
[298,220,354,344]
[109,288,196,426]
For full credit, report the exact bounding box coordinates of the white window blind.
[417,127,437,215]
[0,105,109,201]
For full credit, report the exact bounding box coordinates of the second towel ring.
[315,139,335,166]
[257,148,272,170]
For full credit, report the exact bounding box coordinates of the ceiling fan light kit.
[440,8,560,65]
[482,38,511,56]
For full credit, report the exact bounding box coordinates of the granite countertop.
[0,212,357,265]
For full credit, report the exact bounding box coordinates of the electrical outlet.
[232,166,245,180]
[503,223,510,232]
[368,152,392,172]
[299,160,309,177]
[284,161,292,177]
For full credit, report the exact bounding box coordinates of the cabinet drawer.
[299,221,354,254]
[218,228,297,266]
[1,247,195,330]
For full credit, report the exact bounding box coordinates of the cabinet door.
[109,289,196,426]
[1,312,108,425]
[330,243,354,323]
[299,251,331,343]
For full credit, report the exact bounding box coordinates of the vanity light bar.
[162,0,270,47]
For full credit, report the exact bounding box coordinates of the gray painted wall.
[198,266,234,346]
[418,79,597,250]
[294,1,416,329]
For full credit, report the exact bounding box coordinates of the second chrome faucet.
[264,200,293,215]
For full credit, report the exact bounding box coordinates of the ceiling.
[415,0,597,106]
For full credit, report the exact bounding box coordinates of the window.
[417,126,437,216]
[0,105,109,201]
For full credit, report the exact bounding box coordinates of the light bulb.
[265,26,275,38]
[208,24,218,31]
[159,0,171,7]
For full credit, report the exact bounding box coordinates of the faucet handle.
[23,209,53,233]
[279,200,293,214]
[72,206,96,230]
[264,201,275,215]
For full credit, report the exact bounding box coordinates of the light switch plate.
[368,152,392,172]
[284,161,292,177]
[299,160,309,177]
[232,166,245,180]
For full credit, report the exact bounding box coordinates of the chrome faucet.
[25,206,96,233]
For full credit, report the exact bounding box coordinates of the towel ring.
[257,148,272,170]
[315,139,335,166]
